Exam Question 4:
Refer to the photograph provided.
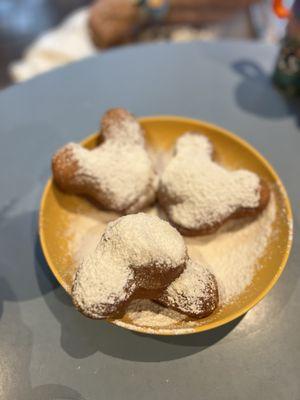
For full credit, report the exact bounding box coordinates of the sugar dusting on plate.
[187,194,276,304]
[124,300,188,327]
[66,194,276,328]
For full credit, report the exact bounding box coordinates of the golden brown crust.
[52,145,114,210]
[101,108,133,134]
[52,146,82,192]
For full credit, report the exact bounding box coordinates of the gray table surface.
[0,40,299,400]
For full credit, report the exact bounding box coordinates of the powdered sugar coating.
[67,140,157,212]
[102,213,187,268]
[72,250,134,318]
[67,184,276,329]
[72,213,187,319]
[189,193,277,303]
[159,133,261,231]
[52,109,157,213]
[158,259,218,317]
[125,300,187,327]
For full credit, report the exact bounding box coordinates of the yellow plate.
[39,116,293,335]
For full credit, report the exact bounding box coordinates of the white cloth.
[10,8,96,82]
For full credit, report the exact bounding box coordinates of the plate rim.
[39,115,293,335]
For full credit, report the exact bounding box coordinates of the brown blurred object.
[287,13,300,36]
[0,0,93,89]
[89,0,140,48]
[89,0,261,49]
[166,0,261,24]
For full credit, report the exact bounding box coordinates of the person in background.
[10,0,278,83]
[89,0,262,48]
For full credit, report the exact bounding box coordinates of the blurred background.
[0,0,292,89]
